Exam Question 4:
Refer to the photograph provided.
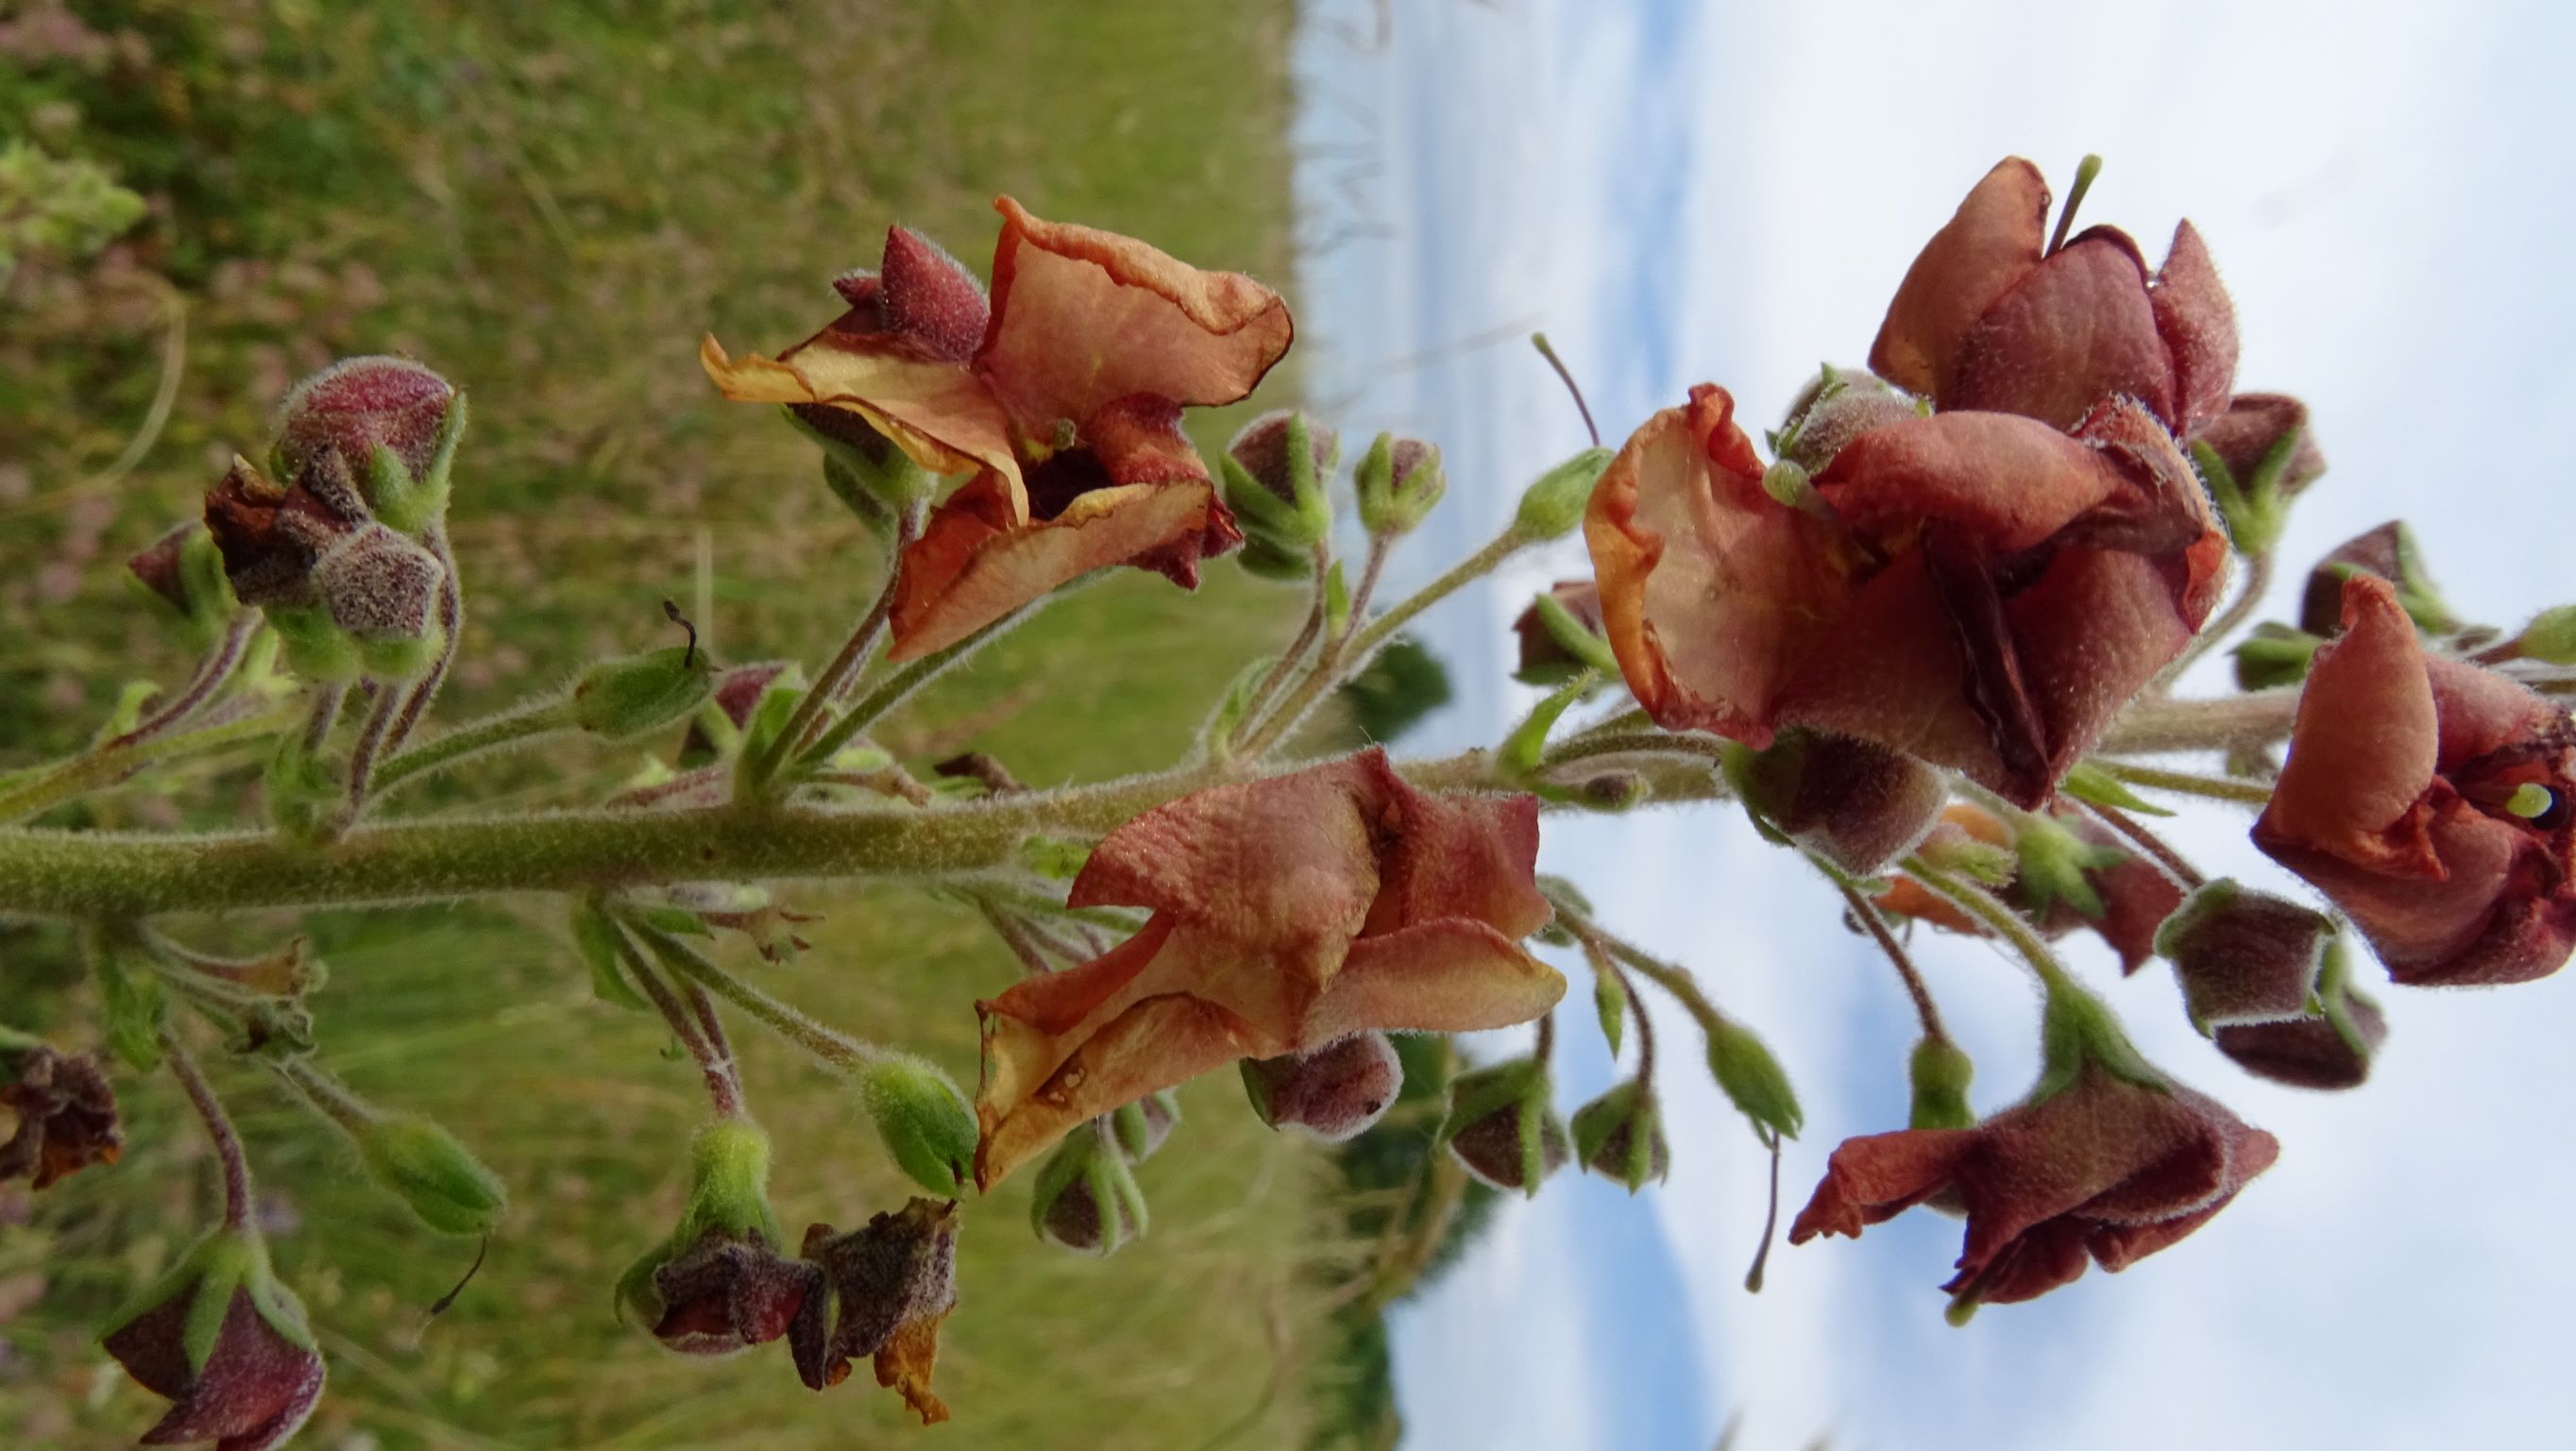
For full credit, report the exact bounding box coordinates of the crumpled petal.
[2260,576,2443,873]
[977,196,1292,439]
[699,332,1018,482]
[2147,220,2239,437]
[974,750,1559,1186]
[1947,228,2173,432]
[1871,158,2050,399]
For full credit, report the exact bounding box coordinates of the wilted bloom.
[2152,880,2334,1029]
[1586,385,2226,807]
[1871,158,2237,437]
[0,1042,121,1189]
[703,202,1292,658]
[100,1227,325,1451]
[790,1198,959,1426]
[1791,983,2278,1315]
[2255,574,2576,985]
[1731,728,1947,876]
[617,1121,816,1357]
[1241,1030,1403,1142]
[271,355,460,531]
[203,450,449,681]
[974,748,1562,1187]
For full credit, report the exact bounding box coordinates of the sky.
[1289,2,2576,1447]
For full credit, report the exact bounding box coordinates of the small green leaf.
[2061,762,2178,818]
[1592,963,1628,1058]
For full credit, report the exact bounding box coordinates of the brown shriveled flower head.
[1789,1063,2279,1310]
[703,200,1293,659]
[2255,574,2576,985]
[641,1229,818,1358]
[789,1198,960,1426]
[1587,387,2227,807]
[973,748,1562,1188]
[0,1043,121,1189]
[1871,158,2238,438]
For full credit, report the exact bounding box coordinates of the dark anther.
[662,599,699,667]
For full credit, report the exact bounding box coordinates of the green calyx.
[1570,1079,1668,1193]
[1353,431,1448,539]
[2191,430,2299,558]
[1435,1056,1564,1197]
[101,1225,315,1374]
[2031,976,2165,1102]
[1031,1122,1149,1255]
[572,646,716,741]
[2011,815,2125,920]
[618,1119,785,1327]
[2232,622,2323,690]
[791,405,938,519]
[1512,446,1615,541]
[1515,589,1618,685]
[82,921,168,1072]
[1907,1036,1977,1130]
[857,1053,978,1197]
[2516,604,2576,666]
[356,1114,508,1236]
[1704,1017,1803,1141]
[1220,412,1337,555]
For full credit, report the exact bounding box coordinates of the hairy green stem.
[2093,760,2275,807]
[638,925,876,1076]
[1899,854,2076,993]
[0,703,301,825]
[1229,547,1332,750]
[754,502,923,791]
[371,699,575,799]
[2097,688,2297,755]
[794,610,1023,771]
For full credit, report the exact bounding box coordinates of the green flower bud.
[572,645,717,741]
[2515,604,2576,666]
[1353,432,1447,539]
[1772,365,1919,473]
[1222,410,1338,556]
[858,1054,977,1197]
[1512,580,1615,686]
[1570,1079,1669,1192]
[1907,1036,1977,1130]
[1031,1122,1147,1255]
[2009,813,2127,919]
[355,1114,507,1235]
[1436,1057,1568,1196]
[793,405,937,523]
[1512,446,1615,541]
[1705,1018,1803,1140]
[1110,1090,1181,1162]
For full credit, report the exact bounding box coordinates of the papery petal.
[1816,410,2134,552]
[1585,384,1855,741]
[975,990,1256,1189]
[977,196,1291,435]
[874,1310,952,1426]
[699,333,1017,482]
[1070,755,1387,939]
[1945,1215,2093,1307]
[2149,220,2239,437]
[1309,920,1564,1040]
[1788,1128,1977,1242]
[2258,576,2442,873]
[1945,228,2174,430]
[888,474,1227,659]
[1872,158,2050,398]
[1351,753,1552,938]
[976,918,1176,1139]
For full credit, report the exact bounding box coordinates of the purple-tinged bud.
[1512,579,1614,685]
[1224,410,1338,565]
[2212,936,2387,1090]
[272,355,462,532]
[1437,1057,1568,1195]
[1570,1079,1669,1192]
[1773,365,1921,473]
[2153,880,2334,1031]
[1110,1090,1181,1162]
[790,1197,959,1425]
[2297,521,2457,637]
[1354,431,1447,539]
[0,1041,121,1190]
[1734,728,1947,876]
[1241,1031,1402,1142]
[1030,1122,1147,1254]
[2196,393,2324,499]
[205,449,448,681]
[100,1226,325,1451]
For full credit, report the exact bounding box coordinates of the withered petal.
[1870,158,2050,398]
[2258,575,2443,869]
[1308,920,1564,1041]
[976,990,1254,1189]
[1945,228,2174,431]
[699,332,1018,483]
[2149,220,2240,437]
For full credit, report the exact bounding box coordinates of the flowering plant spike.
[13,154,2576,1443]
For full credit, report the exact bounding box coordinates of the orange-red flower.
[2254,574,2576,985]
[1872,158,2237,437]
[1586,385,2226,807]
[703,201,1292,658]
[1790,1064,2278,1310]
[974,749,1562,1187]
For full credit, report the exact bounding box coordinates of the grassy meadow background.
[0,2,1451,1445]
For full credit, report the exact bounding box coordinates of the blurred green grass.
[0,2,1403,1446]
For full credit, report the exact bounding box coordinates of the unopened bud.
[355,1114,507,1236]
[856,1054,977,1198]
[1437,1058,1568,1195]
[794,406,936,526]
[2153,879,2333,1031]
[1512,579,1614,685]
[2008,812,2126,920]
[314,522,449,678]
[679,661,790,767]
[1734,729,1945,876]
[1233,534,1316,582]
[2298,521,2457,637]
[1907,1036,1976,1130]
[101,1224,322,1448]
[1512,446,1615,541]
[2212,937,2386,1090]
[1571,769,1649,812]
[1773,365,1921,473]
[1705,1018,1803,1140]
[1354,431,1447,539]
[207,449,446,682]
[1241,1031,1402,1142]
[1222,411,1337,556]
[1570,1079,1669,1192]
[573,645,717,741]
[1110,1090,1181,1162]
[273,355,462,532]
[2514,604,2576,666]
[2195,393,2325,546]
[1030,1123,1147,1254]
[2232,621,2323,690]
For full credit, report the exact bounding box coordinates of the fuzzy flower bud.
[1029,1122,1147,1254]
[2212,936,2387,1090]
[353,1114,508,1236]
[2297,521,2457,638]
[2153,880,2335,1031]
[1241,1030,1402,1142]
[205,451,449,682]
[100,1226,324,1451]
[1732,728,1946,876]
[1773,365,1921,473]
[1222,410,1338,562]
[1706,1018,1804,1141]
[1437,1057,1568,1195]
[856,1054,978,1198]
[1110,1090,1181,1162]
[1353,431,1448,539]
[1513,446,1615,540]
[1512,579,1614,686]
[1907,1036,1977,1130]
[271,354,462,532]
[1570,1079,1669,1191]
[572,645,717,741]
